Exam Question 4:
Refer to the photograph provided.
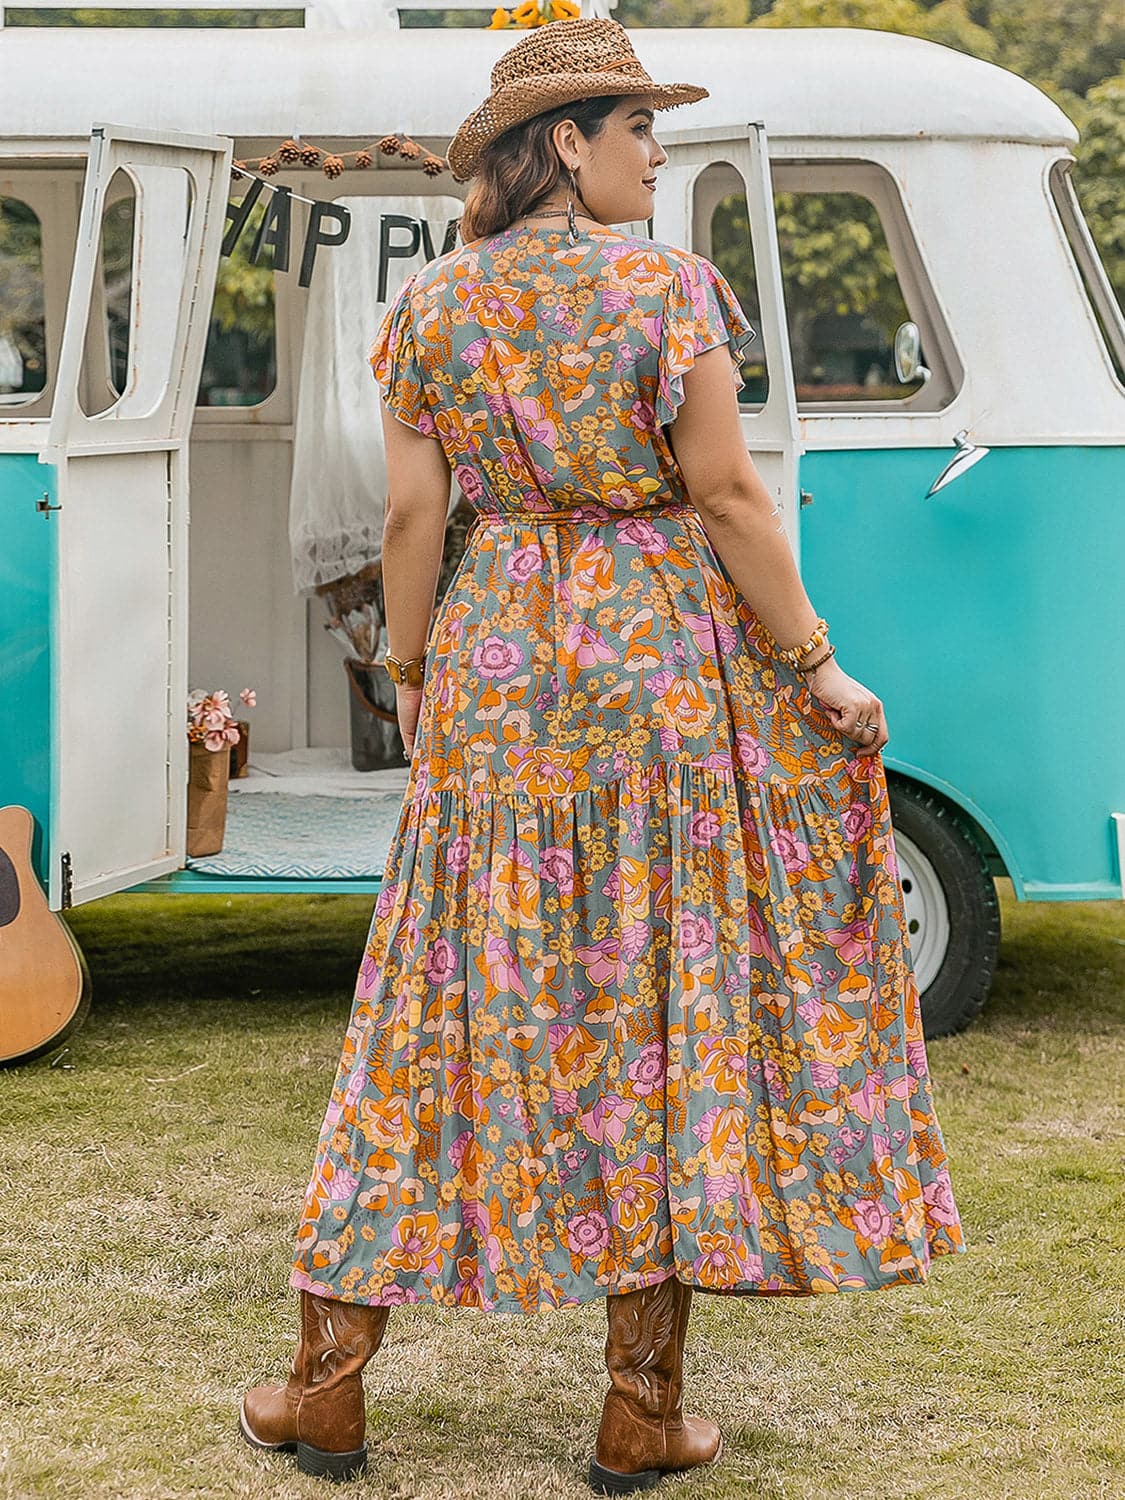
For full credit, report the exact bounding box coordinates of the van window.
[0,196,47,406]
[1048,158,1125,388]
[87,175,277,410]
[708,178,769,405]
[99,175,136,404]
[707,163,953,411]
[198,196,278,408]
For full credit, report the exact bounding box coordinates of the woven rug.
[186,790,405,879]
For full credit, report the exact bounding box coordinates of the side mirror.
[893,321,931,387]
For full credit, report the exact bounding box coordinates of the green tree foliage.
[5,7,298,24]
[1072,70,1125,295]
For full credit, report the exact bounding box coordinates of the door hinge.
[799,489,814,508]
[36,493,62,517]
[60,851,74,910]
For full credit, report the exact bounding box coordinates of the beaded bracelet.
[796,643,836,675]
[773,617,830,669]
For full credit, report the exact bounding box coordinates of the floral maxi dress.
[289,224,967,1313]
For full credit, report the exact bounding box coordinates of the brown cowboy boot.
[239,1290,390,1481]
[588,1278,722,1494]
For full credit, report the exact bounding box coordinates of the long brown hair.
[458,95,621,244]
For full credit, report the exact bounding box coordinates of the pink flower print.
[327,1167,359,1201]
[843,802,873,842]
[356,948,382,997]
[509,393,558,447]
[446,1130,473,1170]
[763,1055,787,1101]
[627,1042,665,1098]
[691,1106,725,1147]
[505,544,544,584]
[579,1094,633,1147]
[681,613,717,656]
[566,1210,610,1258]
[446,834,471,874]
[472,635,525,680]
[744,900,780,960]
[564,620,617,668]
[809,1058,840,1090]
[378,1284,422,1306]
[343,1065,368,1108]
[735,730,770,775]
[629,397,658,434]
[455,464,484,503]
[483,932,530,1000]
[689,810,721,846]
[620,920,649,963]
[824,920,874,967]
[540,846,574,893]
[769,828,811,874]
[574,936,622,986]
[680,911,715,960]
[423,936,459,986]
[239,688,256,707]
[848,1071,881,1124]
[853,1197,896,1246]
[703,1171,741,1208]
[618,518,668,553]
[923,1167,960,1226]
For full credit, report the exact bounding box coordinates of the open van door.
[652,123,803,556]
[39,124,231,908]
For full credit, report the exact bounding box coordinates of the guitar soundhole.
[0,847,20,927]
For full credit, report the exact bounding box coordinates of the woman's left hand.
[396,684,424,759]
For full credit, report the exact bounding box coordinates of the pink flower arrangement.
[187,687,256,752]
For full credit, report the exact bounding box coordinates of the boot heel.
[296,1441,368,1482]
[587,1457,661,1494]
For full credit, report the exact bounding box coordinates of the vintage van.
[1,1,1122,1061]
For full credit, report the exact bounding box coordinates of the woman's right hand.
[804,658,888,757]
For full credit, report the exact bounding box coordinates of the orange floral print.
[290,224,966,1313]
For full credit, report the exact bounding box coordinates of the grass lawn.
[1,881,1122,1500]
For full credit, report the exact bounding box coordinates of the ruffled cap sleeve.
[655,254,758,427]
[368,271,437,435]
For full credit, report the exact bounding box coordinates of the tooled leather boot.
[239,1290,390,1481]
[588,1278,722,1494]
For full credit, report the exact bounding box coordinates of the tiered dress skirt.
[289,499,966,1313]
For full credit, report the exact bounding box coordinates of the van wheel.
[886,779,1000,1039]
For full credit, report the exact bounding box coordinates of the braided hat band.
[446,18,709,183]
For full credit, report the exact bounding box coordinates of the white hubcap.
[893,830,950,993]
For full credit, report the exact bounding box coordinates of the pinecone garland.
[277,139,301,164]
[258,156,280,176]
[355,149,373,169]
[299,144,321,166]
[231,159,247,177]
[398,139,423,160]
[378,135,401,156]
[322,155,345,179]
[422,155,445,177]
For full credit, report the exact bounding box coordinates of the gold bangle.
[384,651,426,687]
[773,617,829,668]
[796,643,836,674]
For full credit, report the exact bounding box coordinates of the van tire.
[886,779,1000,1039]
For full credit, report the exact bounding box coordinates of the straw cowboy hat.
[446,17,709,182]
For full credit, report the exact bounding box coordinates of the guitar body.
[0,806,91,1066]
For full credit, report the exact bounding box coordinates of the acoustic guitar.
[0,805,91,1066]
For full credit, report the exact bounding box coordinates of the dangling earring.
[566,165,579,246]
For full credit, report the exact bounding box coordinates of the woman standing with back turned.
[240,17,966,1493]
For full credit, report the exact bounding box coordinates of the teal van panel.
[0,452,54,891]
[799,444,1125,901]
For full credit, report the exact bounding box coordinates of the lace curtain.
[288,194,464,596]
